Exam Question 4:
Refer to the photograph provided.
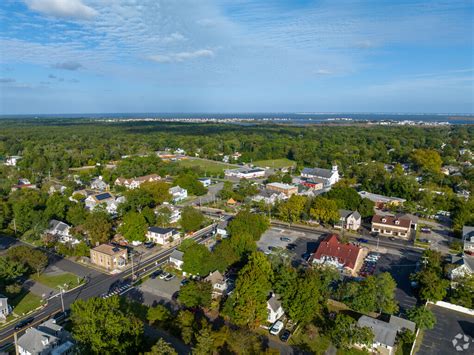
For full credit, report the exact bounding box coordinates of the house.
[0,295,11,322]
[357,315,415,355]
[204,270,228,297]
[462,226,474,255]
[146,227,179,245]
[90,177,109,191]
[4,155,21,166]
[300,165,339,187]
[198,178,211,187]
[85,192,122,214]
[17,319,74,355]
[224,167,266,179]
[449,255,474,280]
[267,293,284,323]
[48,183,67,195]
[174,148,186,155]
[45,220,79,245]
[11,178,37,191]
[114,174,161,189]
[69,189,97,202]
[169,250,184,270]
[266,182,298,197]
[216,216,233,238]
[156,203,181,224]
[371,215,412,239]
[294,177,324,191]
[358,191,406,209]
[90,244,128,271]
[251,189,288,205]
[169,186,187,202]
[336,210,361,231]
[309,234,362,274]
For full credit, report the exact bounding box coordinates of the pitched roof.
[92,244,126,256]
[148,226,175,235]
[389,315,416,333]
[205,270,225,285]
[372,215,411,229]
[357,316,397,347]
[94,192,113,201]
[17,328,60,354]
[312,234,361,270]
[267,294,282,312]
[170,249,184,261]
[301,167,334,179]
[463,226,474,241]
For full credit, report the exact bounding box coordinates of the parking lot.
[418,304,474,355]
[139,275,181,302]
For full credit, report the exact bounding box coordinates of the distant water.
[1,112,473,125]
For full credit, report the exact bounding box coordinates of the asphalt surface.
[418,304,474,355]
[0,227,216,347]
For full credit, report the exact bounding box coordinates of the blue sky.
[0,0,472,114]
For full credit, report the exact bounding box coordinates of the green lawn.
[11,292,42,316]
[253,158,296,169]
[32,272,82,290]
[177,158,235,175]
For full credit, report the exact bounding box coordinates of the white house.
[300,165,339,187]
[4,155,21,166]
[90,177,109,191]
[169,186,187,202]
[114,174,161,189]
[156,203,181,224]
[17,319,74,355]
[251,189,288,205]
[267,293,284,324]
[225,168,266,179]
[46,220,79,245]
[336,210,361,231]
[0,295,11,322]
[216,216,233,238]
[198,178,211,187]
[169,250,184,270]
[146,227,179,245]
[204,270,228,297]
[85,192,123,214]
[462,226,474,254]
[450,255,474,280]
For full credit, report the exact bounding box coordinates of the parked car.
[280,237,291,242]
[388,237,396,241]
[159,272,170,280]
[144,241,155,249]
[151,270,163,279]
[286,244,296,251]
[52,310,70,324]
[164,273,176,281]
[356,238,368,243]
[280,329,291,342]
[421,228,431,234]
[14,317,34,330]
[269,320,284,335]
[180,278,189,286]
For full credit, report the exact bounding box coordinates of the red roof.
[371,214,411,229]
[311,234,361,270]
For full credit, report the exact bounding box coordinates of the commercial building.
[90,244,128,271]
[371,215,412,239]
[224,167,266,179]
[266,182,298,197]
[309,234,362,273]
[300,165,339,187]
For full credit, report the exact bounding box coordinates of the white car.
[269,320,284,335]
[159,272,170,280]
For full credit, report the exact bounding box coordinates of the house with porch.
[371,215,412,239]
[114,174,161,189]
[336,210,361,231]
[146,227,179,245]
[204,270,228,297]
[169,186,188,202]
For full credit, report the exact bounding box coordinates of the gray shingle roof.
[302,167,333,178]
[148,226,175,234]
[267,294,282,312]
[18,328,59,354]
[170,249,184,261]
[358,315,397,347]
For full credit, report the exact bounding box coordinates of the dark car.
[52,310,70,324]
[356,238,368,243]
[302,252,311,260]
[144,241,155,249]
[286,244,296,251]
[14,317,34,330]
[150,270,163,279]
[280,237,291,242]
[421,227,431,234]
[280,329,291,342]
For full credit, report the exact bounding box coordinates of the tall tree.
[145,338,177,355]
[118,211,148,242]
[310,196,339,224]
[84,211,112,245]
[180,206,204,233]
[228,210,269,240]
[178,281,212,308]
[277,195,307,224]
[140,181,171,204]
[407,306,436,330]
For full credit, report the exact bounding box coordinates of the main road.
[0,225,216,347]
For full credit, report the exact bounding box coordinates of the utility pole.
[131,253,135,280]
[14,332,19,355]
[58,287,65,312]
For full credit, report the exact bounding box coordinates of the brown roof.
[116,174,160,185]
[92,244,126,256]
[372,215,411,228]
[312,234,361,270]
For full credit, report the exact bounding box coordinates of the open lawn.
[11,292,42,316]
[177,158,235,175]
[32,272,82,290]
[253,158,296,169]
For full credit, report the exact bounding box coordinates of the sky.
[0,0,473,115]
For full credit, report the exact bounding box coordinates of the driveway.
[139,277,181,301]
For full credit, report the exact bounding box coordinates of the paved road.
[0,228,215,347]
[182,182,224,207]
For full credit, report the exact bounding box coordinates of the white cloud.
[24,0,97,20]
[149,49,214,63]
[313,69,333,76]
[162,32,186,43]
[53,61,83,70]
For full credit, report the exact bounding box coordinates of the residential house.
[156,203,181,224]
[357,315,415,355]
[174,148,186,155]
[146,227,179,245]
[371,215,412,239]
[169,186,187,202]
[266,182,298,197]
[251,189,288,205]
[45,220,79,245]
[169,250,184,270]
[85,192,123,214]
[204,270,228,297]
[224,168,266,179]
[216,216,233,238]
[267,293,284,324]
[90,244,128,271]
[90,177,109,191]
[69,189,97,202]
[300,165,339,187]
[11,178,36,192]
[48,183,67,195]
[198,178,211,187]
[114,174,161,189]
[309,234,362,274]
[0,295,11,322]
[4,155,21,166]
[462,226,474,255]
[17,319,74,355]
[336,210,361,231]
[359,191,406,209]
[449,255,474,280]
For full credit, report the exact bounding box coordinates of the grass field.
[177,158,235,175]
[32,272,82,290]
[11,292,42,316]
[253,158,296,169]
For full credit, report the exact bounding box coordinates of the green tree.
[141,181,171,204]
[44,193,69,221]
[358,198,375,218]
[177,310,195,345]
[66,203,88,226]
[70,296,144,354]
[326,186,362,211]
[329,314,374,350]
[156,206,172,227]
[413,269,449,302]
[180,206,204,233]
[147,304,172,326]
[277,195,307,224]
[310,196,339,224]
[410,149,442,175]
[175,173,207,196]
[228,210,269,240]
[122,188,154,213]
[118,211,148,242]
[407,306,436,330]
[181,240,213,276]
[84,211,112,245]
[193,324,214,355]
[145,338,177,355]
[449,275,474,309]
[7,246,48,277]
[0,257,27,283]
[178,281,212,308]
